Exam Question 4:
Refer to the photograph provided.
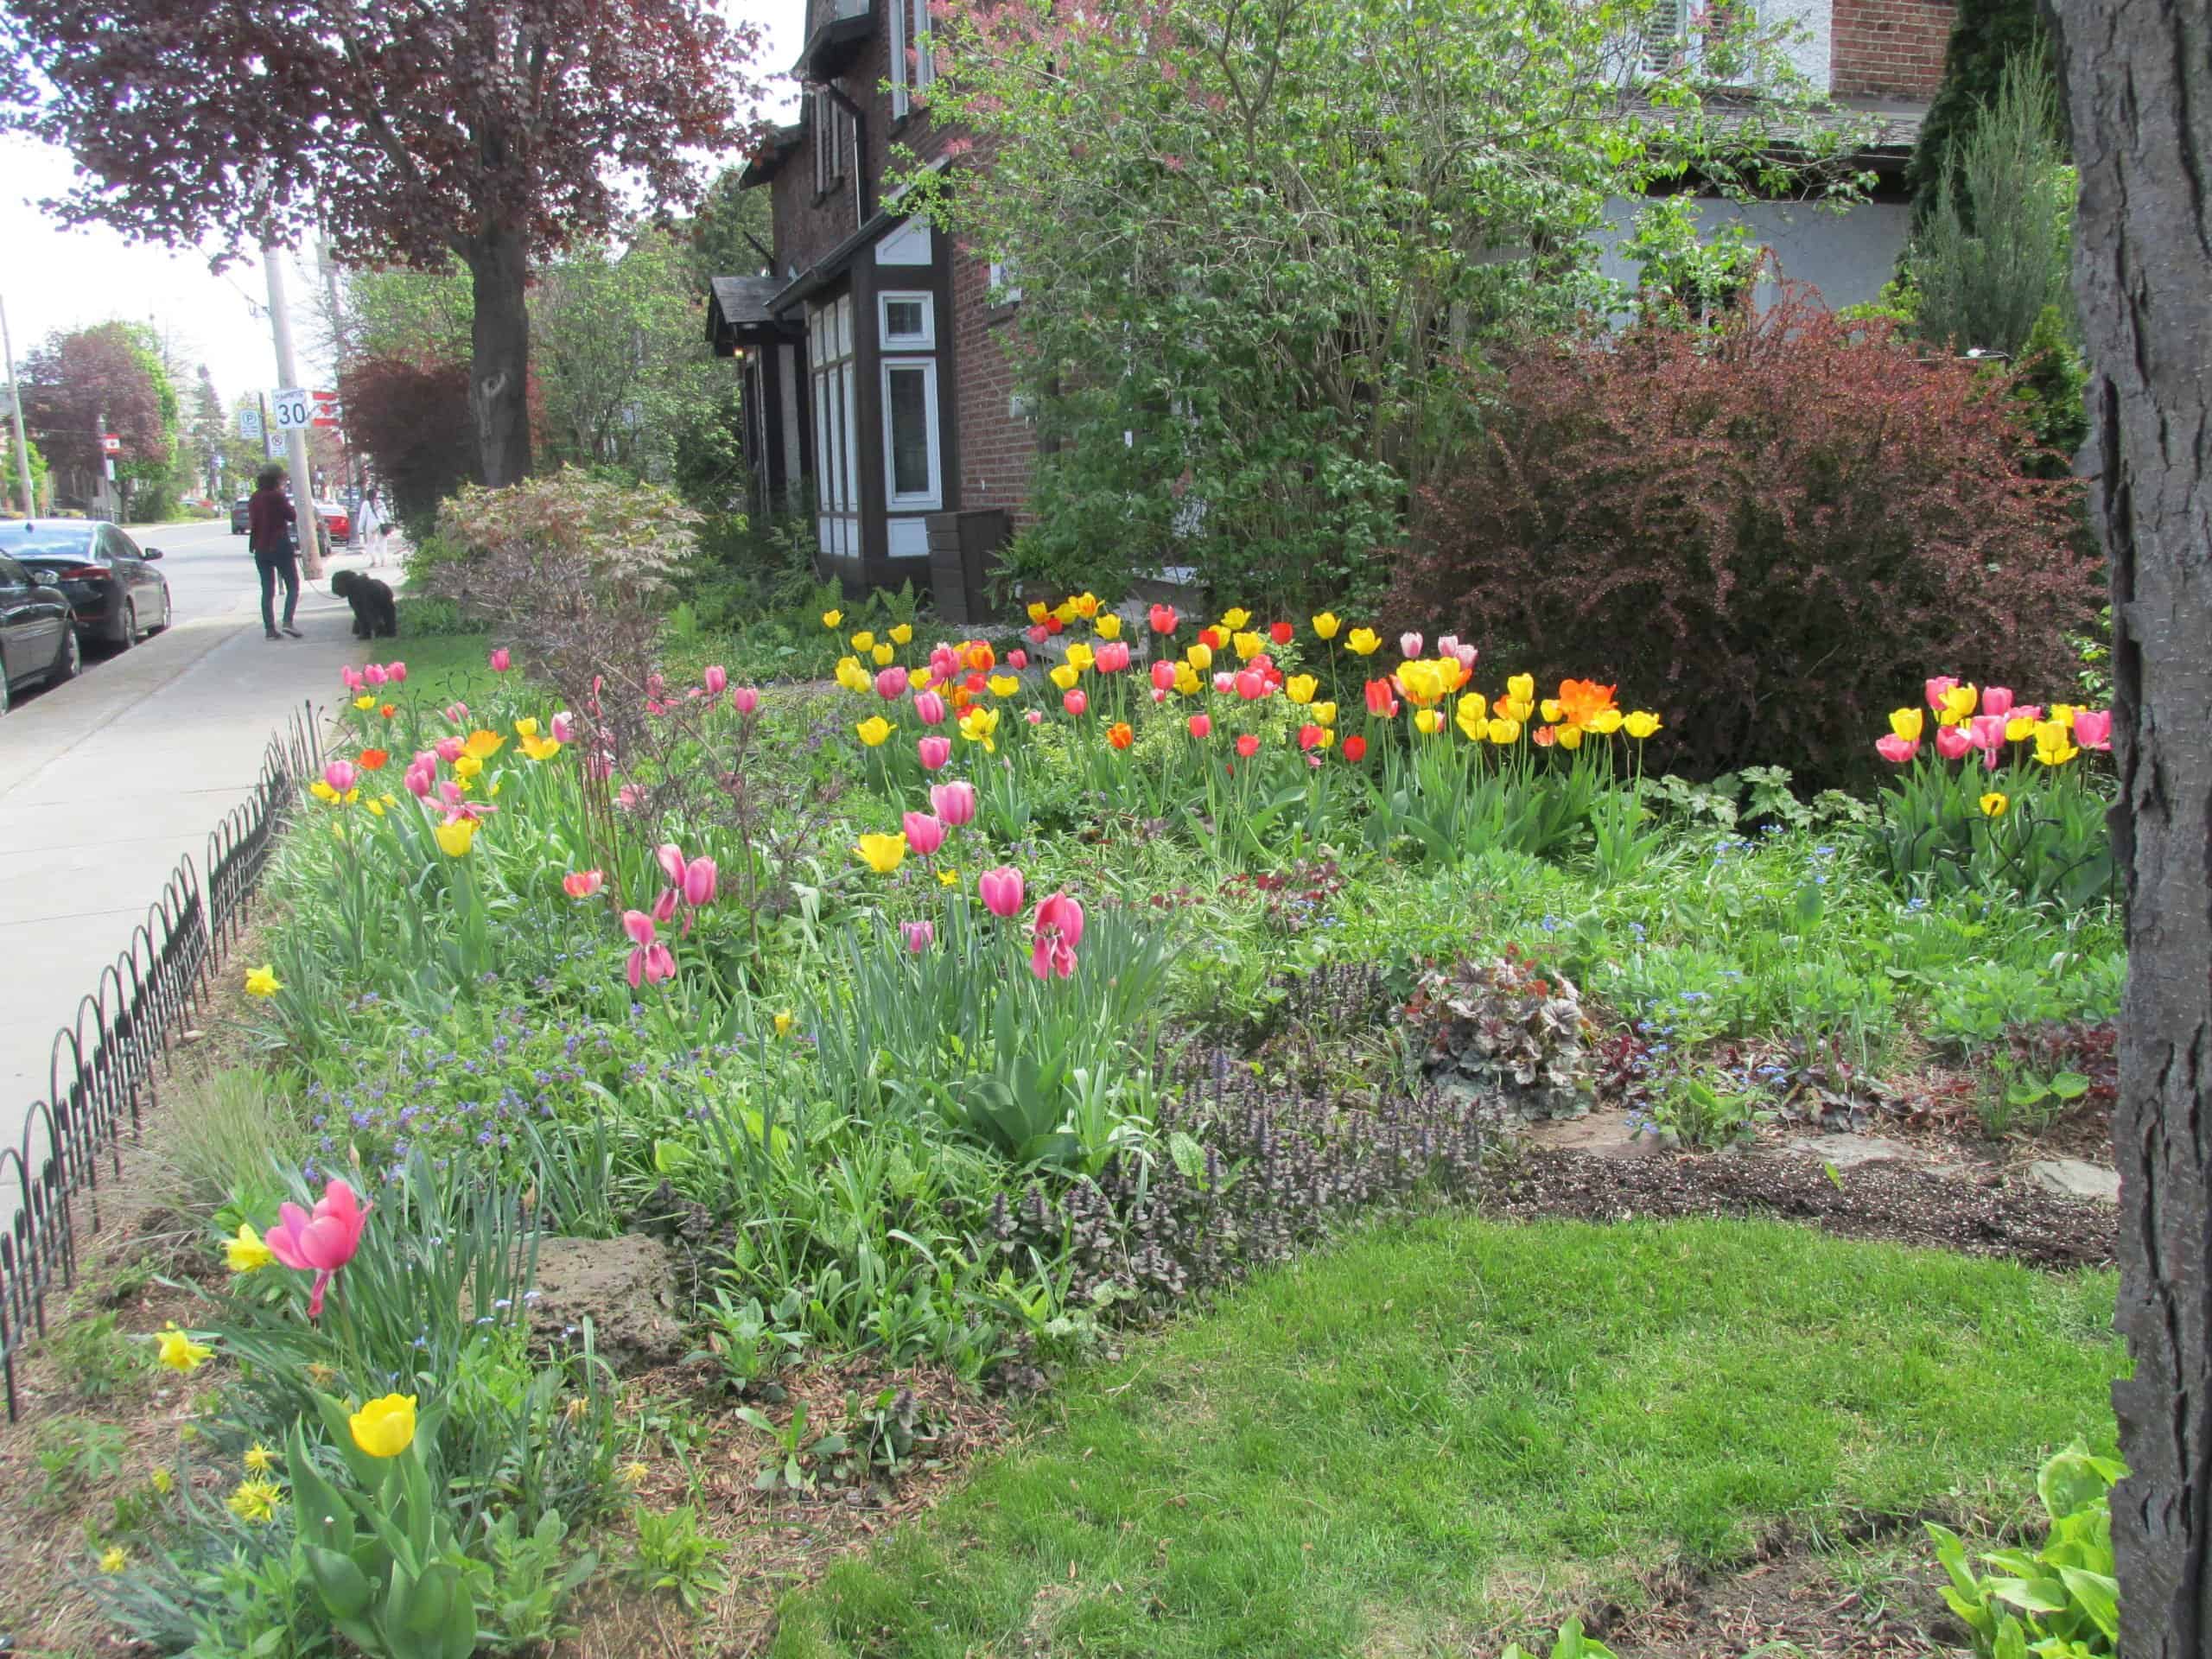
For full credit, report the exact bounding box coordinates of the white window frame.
[880,356,944,512]
[889,0,935,118]
[878,289,936,349]
[810,294,861,551]
[987,258,1024,306]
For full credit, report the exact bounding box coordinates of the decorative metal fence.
[0,702,321,1420]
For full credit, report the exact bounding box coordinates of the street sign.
[310,390,342,429]
[99,432,121,455]
[270,388,313,431]
[238,406,264,441]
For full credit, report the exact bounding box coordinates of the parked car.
[230,496,251,534]
[315,500,351,544]
[4,520,172,647]
[0,547,80,715]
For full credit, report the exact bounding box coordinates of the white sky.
[0,0,807,411]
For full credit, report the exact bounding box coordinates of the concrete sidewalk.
[0,588,359,1108]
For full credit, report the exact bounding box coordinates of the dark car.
[230,496,251,535]
[0,550,80,715]
[5,521,172,647]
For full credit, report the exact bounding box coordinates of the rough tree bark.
[2050,1,2212,1652]
[465,224,534,488]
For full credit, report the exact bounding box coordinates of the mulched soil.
[1483,1146,2116,1271]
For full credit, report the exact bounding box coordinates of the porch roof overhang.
[738,124,804,191]
[707,276,802,357]
[791,5,873,80]
[1629,93,1929,178]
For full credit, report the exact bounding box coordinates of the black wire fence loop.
[0,701,320,1420]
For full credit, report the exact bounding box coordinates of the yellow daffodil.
[1313,701,1337,728]
[353,694,376,710]
[1890,708,1924,743]
[1312,612,1342,640]
[1455,694,1487,741]
[434,817,479,858]
[1286,675,1317,705]
[1980,791,2009,817]
[520,734,562,762]
[851,630,877,652]
[938,868,958,887]
[1487,717,1523,745]
[822,609,842,629]
[99,1546,126,1573]
[224,1223,276,1273]
[244,1443,276,1474]
[226,1478,283,1523]
[244,965,281,999]
[1220,607,1251,630]
[620,1459,650,1488]
[1587,708,1624,734]
[958,707,1000,753]
[1173,663,1202,696]
[773,1010,795,1037]
[855,716,893,747]
[150,1467,173,1495]
[2033,721,2078,766]
[1185,642,1213,671]
[1414,708,1444,735]
[855,831,908,874]
[156,1323,211,1374]
[1624,710,1662,741]
[872,643,893,666]
[513,716,540,738]
[1048,663,1081,692]
[1096,613,1122,639]
[1346,627,1381,657]
[1231,631,1263,662]
[988,673,1020,698]
[349,1393,417,1459]
[1065,642,1096,672]
[1027,601,1049,624]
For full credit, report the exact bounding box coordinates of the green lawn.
[771,1216,2120,1658]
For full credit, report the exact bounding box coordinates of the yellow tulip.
[851,630,876,652]
[1497,696,1533,724]
[353,695,376,710]
[1487,717,1523,745]
[1220,607,1251,630]
[1065,642,1096,672]
[453,753,483,781]
[521,734,562,762]
[464,728,505,760]
[1890,708,1924,744]
[1096,613,1122,639]
[911,670,934,693]
[1414,708,1444,735]
[1316,728,1335,749]
[1185,643,1213,671]
[348,1393,418,1459]
[2005,715,2037,742]
[1587,708,1624,734]
[1980,791,2009,817]
[156,1323,211,1374]
[2050,703,2079,728]
[988,674,1020,697]
[1346,628,1381,656]
[1506,673,1535,706]
[1173,663,1202,696]
[244,964,281,999]
[1071,592,1100,619]
[868,643,890,666]
[1232,631,1263,662]
[855,716,893,747]
[822,609,843,629]
[1049,663,1081,691]
[1455,695,1487,741]
[959,707,999,753]
[1286,674,1317,705]
[512,716,539,739]
[1556,723,1585,750]
[224,1224,275,1274]
[1313,701,1337,728]
[855,831,908,874]
[1052,601,1078,625]
[1027,600,1049,623]
[1398,660,1450,706]
[773,1011,795,1037]
[434,817,479,857]
[1311,612,1342,640]
[1623,710,1662,741]
[2033,721,2078,766]
[1940,684,1979,725]
[890,623,914,645]
[1540,698,1563,724]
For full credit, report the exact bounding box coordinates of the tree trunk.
[465,224,533,487]
[2051,2,2212,1653]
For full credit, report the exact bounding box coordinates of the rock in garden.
[2030,1159,2122,1205]
[524,1233,688,1375]
[1785,1134,1913,1172]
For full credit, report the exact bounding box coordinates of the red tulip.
[563,870,604,899]
[1924,675,1958,712]
[1045,616,1065,634]
[1236,734,1260,758]
[1344,736,1369,762]
[1096,640,1131,673]
[1234,670,1266,700]
[1027,624,1051,645]
[1106,721,1135,749]
[1149,603,1179,634]
[1363,678,1400,719]
[1199,627,1222,651]
[1151,660,1178,692]
[1188,713,1212,739]
[1063,690,1088,717]
[1935,723,1974,760]
[1298,724,1324,751]
[1269,621,1294,645]
[1981,685,2014,720]
[489,647,512,672]
[1874,734,1920,765]
[930,645,961,681]
[1007,649,1029,670]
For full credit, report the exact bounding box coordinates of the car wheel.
[113,598,137,649]
[50,625,81,685]
[0,670,10,717]
[145,585,171,634]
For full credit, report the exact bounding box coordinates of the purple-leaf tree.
[0,0,769,486]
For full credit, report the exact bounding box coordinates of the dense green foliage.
[1905,0,2058,217]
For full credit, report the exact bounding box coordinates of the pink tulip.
[1189,713,1212,739]
[1399,632,1423,658]
[443,702,469,725]
[622,909,657,948]
[652,886,680,925]
[914,690,948,726]
[264,1179,371,1319]
[930,645,961,682]
[322,760,357,794]
[385,661,407,683]
[364,664,388,688]
[1151,687,1169,704]
[563,870,604,899]
[1030,892,1085,981]
[1096,641,1131,674]
[1234,670,1267,701]
[550,710,577,743]
[1151,660,1178,693]
[617,784,647,811]
[1063,690,1088,717]
[489,648,512,672]
[2011,704,2044,726]
[876,665,910,699]
[403,760,435,799]
[340,666,364,691]
[1026,709,1045,724]
[1935,723,1974,760]
[1980,686,2013,720]
[1007,649,1029,671]
[626,938,676,988]
[1026,624,1051,645]
[682,857,719,907]
[437,780,465,810]
[979,866,1025,918]
[903,811,947,857]
[1968,714,2008,752]
[2072,709,2113,750]
[1212,671,1236,695]
[657,843,688,886]
[435,736,464,764]
[704,664,728,696]
[1924,675,1958,712]
[918,734,952,770]
[931,780,976,826]
[902,919,936,954]
[1874,734,1921,765]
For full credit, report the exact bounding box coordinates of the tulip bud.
[683,857,719,907]
[902,811,947,857]
[918,735,952,770]
[732,687,760,715]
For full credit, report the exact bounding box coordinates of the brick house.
[711,0,1958,594]
[706,0,1034,596]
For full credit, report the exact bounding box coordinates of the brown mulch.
[1484,1146,2117,1271]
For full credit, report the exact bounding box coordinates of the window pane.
[841,362,859,505]
[886,299,925,340]
[887,366,931,498]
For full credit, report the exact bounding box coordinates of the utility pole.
[262,244,324,577]
[0,295,35,517]
[317,239,365,513]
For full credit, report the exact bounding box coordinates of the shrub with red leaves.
[1389,289,2095,787]
[338,355,480,533]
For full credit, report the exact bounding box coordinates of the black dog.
[330,569,397,639]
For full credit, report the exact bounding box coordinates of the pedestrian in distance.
[356,492,390,567]
[246,462,302,640]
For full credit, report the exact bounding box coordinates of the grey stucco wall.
[1592,195,1913,314]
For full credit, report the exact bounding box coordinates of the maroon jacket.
[247,486,296,557]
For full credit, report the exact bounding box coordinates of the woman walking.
[246,464,302,639]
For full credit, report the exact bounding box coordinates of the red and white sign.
[310,391,342,429]
[99,432,122,455]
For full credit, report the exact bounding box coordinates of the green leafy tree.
[909,0,1851,606]
[1906,0,2058,217]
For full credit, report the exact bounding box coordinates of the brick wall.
[1830,0,1954,99]
[950,250,1036,519]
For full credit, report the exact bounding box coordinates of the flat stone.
[524,1232,687,1376]
[1785,1134,1913,1171]
[2030,1159,2121,1205]
[1519,1111,1661,1160]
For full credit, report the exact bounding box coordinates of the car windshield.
[5,525,97,560]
